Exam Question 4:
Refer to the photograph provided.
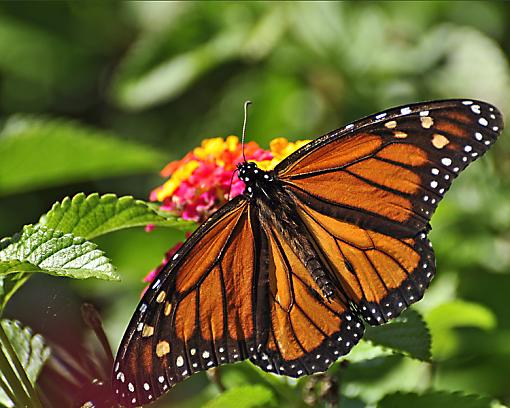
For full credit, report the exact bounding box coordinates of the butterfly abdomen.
[250,175,337,300]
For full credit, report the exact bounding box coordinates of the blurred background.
[0,1,509,407]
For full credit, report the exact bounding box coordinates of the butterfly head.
[237,161,274,198]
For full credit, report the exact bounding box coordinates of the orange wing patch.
[279,134,434,234]
[279,134,382,178]
[249,225,364,377]
[286,170,414,223]
[198,266,224,341]
[295,200,434,325]
[175,208,243,292]
[376,143,428,167]
[114,198,267,407]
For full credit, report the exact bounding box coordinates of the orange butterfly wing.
[275,99,503,323]
[277,100,502,237]
[294,199,434,324]
[249,223,363,376]
[113,197,269,407]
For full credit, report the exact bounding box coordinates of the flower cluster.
[150,135,310,222]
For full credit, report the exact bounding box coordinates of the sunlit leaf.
[0,320,50,407]
[1,320,50,384]
[341,340,393,363]
[365,309,431,361]
[0,115,165,196]
[39,193,195,239]
[0,225,118,281]
[204,385,276,408]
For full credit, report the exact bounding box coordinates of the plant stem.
[0,323,43,408]
[0,367,17,406]
[0,341,32,407]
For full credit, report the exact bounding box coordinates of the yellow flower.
[193,136,237,158]
[157,160,200,201]
[255,138,312,170]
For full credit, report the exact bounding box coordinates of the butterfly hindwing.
[249,223,364,376]
[293,198,435,325]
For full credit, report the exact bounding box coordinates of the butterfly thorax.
[237,161,276,199]
[238,161,337,300]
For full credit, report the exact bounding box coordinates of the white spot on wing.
[151,279,161,290]
[441,157,452,166]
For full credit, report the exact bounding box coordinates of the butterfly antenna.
[241,100,252,163]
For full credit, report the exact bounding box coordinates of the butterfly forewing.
[113,197,269,407]
[277,99,503,236]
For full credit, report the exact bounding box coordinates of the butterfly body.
[239,160,338,299]
[114,99,503,407]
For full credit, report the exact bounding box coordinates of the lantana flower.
[144,136,310,284]
[150,136,310,222]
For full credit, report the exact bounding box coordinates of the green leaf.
[341,340,393,363]
[204,385,276,408]
[426,300,497,359]
[364,309,431,361]
[0,320,50,407]
[1,320,50,384]
[378,391,492,408]
[39,193,196,239]
[0,261,44,275]
[0,225,118,281]
[0,115,165,196]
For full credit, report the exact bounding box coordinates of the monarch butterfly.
[113,99,503,407]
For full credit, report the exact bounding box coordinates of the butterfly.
[113,99,503,407]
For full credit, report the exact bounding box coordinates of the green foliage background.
[0,2,509,407]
